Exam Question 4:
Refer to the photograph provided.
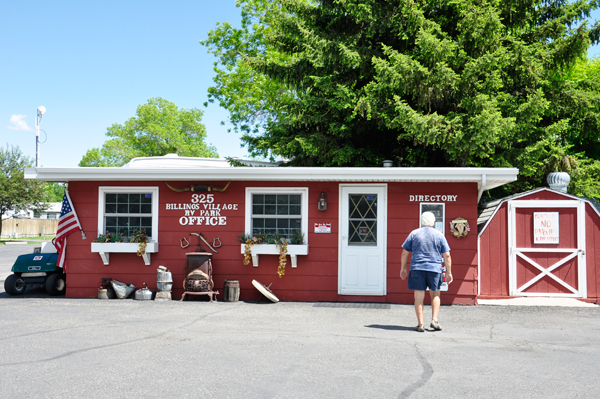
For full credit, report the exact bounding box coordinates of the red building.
[478,187,600,303]
[26,155,518,304]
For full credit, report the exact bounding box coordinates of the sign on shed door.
[339,185,387,295]
[508,200,586,298]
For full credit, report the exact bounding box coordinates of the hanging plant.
[244,237,258,265]
[238,233,258,265]
[277,238,288,278]
[130,228,149,256]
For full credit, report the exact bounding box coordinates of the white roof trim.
[25,166,518,191]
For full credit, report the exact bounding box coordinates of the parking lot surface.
[2,244,600,398]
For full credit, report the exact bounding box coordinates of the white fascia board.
[25,166,518,190]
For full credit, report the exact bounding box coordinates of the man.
[400,211,453,332]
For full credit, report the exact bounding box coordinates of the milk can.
[155,265,173,301]
[156,266,173,292]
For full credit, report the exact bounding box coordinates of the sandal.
[415,324,425,332]
[430,320,442,331]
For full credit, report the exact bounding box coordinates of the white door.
[508,200,587,298]
[339,185,387,295]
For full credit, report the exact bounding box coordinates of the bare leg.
[430,290,441,322]
[414,290,425,325]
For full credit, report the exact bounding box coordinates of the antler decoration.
[166,181,231,193]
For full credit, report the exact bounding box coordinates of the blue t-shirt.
[402,227,450,272]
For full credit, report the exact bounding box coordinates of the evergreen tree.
[203,0,600,199]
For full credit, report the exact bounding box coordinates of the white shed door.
[339,185,387,295]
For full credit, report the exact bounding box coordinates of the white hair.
[421,212,436,227]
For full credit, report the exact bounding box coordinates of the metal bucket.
[157,271,173,282]
[111,280,136,299]
[157,271,173,292]
[223,280,240,302]
[106,287,117,299]
[156,282,172,292]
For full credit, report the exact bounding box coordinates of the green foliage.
[237,230,305,244]
[204,0,600,199]
[79,97,219,167]
[93,228,147,244]
[0,145,48,235]
[43,182,66,203]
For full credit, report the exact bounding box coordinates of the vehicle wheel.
[4,274,26,296]
[45,273,66,296]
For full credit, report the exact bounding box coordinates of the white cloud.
[7,114,33,131]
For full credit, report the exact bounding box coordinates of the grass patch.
[0,236,56,245]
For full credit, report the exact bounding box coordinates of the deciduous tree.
[0,145,48,236]
[43,182,66,203]
[80,97,218,167]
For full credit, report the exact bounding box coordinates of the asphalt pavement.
[2,244,600,398]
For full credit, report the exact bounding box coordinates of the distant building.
[34,202,62,219]
[2,202,61,220]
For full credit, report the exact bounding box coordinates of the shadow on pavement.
[0,286,63,300]
[365,324,416,331]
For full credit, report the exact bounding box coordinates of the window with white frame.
[245,187,308,242]
[98,187,159,241]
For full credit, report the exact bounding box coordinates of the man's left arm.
[442,251,453,284]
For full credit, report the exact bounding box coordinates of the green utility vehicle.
[4,242,66,296]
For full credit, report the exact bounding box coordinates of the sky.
[1,1,599,168]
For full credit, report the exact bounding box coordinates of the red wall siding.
[586,204,600,301]
[387,182,479,305]
[65,180,479,305]
[479,203,510,297]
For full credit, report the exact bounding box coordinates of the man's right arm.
[400,249,410,280]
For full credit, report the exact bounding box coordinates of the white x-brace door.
[508,200,586,298]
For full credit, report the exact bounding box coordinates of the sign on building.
[534,212,559,244]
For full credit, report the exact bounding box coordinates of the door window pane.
[348,194,377,245]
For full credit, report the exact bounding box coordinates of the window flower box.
[91,242,159,266]
[240,244,308,268]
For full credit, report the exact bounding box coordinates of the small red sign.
[33,256,43,261]
[314,223,331,233]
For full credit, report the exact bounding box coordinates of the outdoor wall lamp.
[318,192,327,211]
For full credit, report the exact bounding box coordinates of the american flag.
[53,190,83,270]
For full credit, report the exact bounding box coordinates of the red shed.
[478,187,600,302]
[26,155,518,305]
